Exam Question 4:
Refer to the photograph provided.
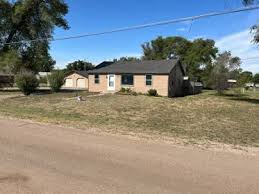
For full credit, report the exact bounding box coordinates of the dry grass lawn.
[0,89,258,147]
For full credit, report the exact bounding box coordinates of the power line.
[2,5,259,46]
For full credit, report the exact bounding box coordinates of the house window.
[146,74,152,86]
[121,74,134,85]
[94,74,99,84]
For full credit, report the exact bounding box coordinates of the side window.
[146,74,152,86]
[94,74,99,84]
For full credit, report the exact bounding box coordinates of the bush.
[125,88,132,93]
[132,91,138,96]
[119,87,132,93]
[15,71,39,96]
[48,70,65,92]
[148,89,158,96]
[119,87,126,93]
[233,88,242,96]
[39,76,48,84]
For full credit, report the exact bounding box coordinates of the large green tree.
[142,36,191,60]
[66,60,95,72]
[243,0,259,43]
[0,0,69,73]
[253,73,259,83]
[142,36,218,79]
[113,57,140,62]
[209,51,241,94]
[183,38,218,79]
[238,71,254,86]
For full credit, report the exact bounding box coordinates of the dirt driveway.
[0,118,259,194]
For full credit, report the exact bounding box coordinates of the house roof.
[67,70,89,78]
[88,59,180,75]
[94,61,114,69]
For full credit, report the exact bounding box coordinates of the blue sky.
[50,0,259,73]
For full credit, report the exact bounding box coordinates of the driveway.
[0,118,259,194]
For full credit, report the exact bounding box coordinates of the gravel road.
[0,118,259,194]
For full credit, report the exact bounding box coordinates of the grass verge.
[0,89,258,147]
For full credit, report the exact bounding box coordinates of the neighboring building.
[38,72,52,78]
[87,59,188,97]
[94,61,113,69]
[188,81,203,95]
[245,83,254,88]
[37,72,52,87]
[64,71,88,89]
[227,79,237,88]
[0,73,14,88]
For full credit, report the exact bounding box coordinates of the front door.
[107,74,115,91]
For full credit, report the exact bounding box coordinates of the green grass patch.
[0,89,259,147]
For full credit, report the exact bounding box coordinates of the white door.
[65,78,73,87]
[77,78,86,88]
[107,74,115,91]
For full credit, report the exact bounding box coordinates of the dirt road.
[0,118,259,194]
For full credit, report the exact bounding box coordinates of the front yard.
[0,89,259,147]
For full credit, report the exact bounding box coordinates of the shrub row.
[119,87,158,97]
[15,70,65,96]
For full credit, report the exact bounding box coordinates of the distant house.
[0,73,14,88]
[227,79,237,88]
[87,59,188,97]
[38,72,52,78]
[64,71,88,89]
[245,83,254,88]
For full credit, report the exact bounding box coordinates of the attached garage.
[77,78,86,88]
[64,78,73,88]
[63,71,88,89]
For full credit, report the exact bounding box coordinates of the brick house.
[87,59,187,97]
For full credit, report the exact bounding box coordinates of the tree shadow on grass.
[228,97,259,104]
[0,89,20,93]
[33,89,88,95]
[211,92,259,104]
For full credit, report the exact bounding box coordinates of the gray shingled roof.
[67,71,88,78]
[88,59,179,74]
[94,61,113,69]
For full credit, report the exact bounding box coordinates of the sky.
[50,0,259,73]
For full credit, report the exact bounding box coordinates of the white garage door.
[65,78,73,88]
[77,78,86,88]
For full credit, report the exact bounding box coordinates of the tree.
[113,57,140,62]
[142,36,191,60]
[209,51,241,94]
[66,60,95,72]
[0,49,21,73]
[0,0,69,73]
[141,36,218,79]
[15,71,39,95]
[238,71,253,86]
[48,70,65,92]
[183,38,218,79]
[243,0,259,44]
[20,42,56,73]
[253,73,259,83]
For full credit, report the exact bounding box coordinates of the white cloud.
[216,29,259,73]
